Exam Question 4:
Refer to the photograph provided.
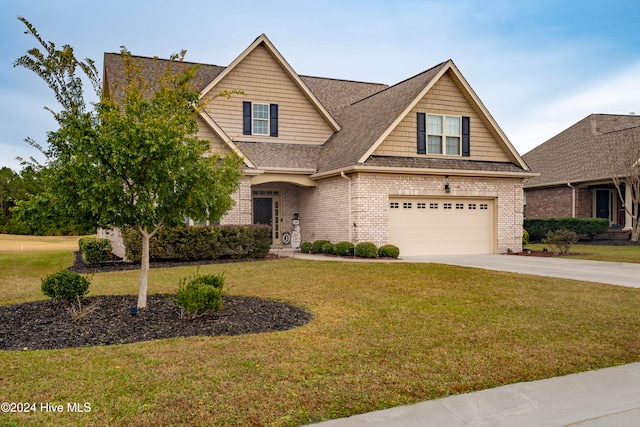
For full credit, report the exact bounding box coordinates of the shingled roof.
[317,62,448,173]
[523,114,640,188]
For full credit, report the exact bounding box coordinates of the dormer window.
[243,101,279,137]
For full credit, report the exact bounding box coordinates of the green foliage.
[378,244,400,258]
[542,228,579,255]
[174,273,224,319]
[522,229,530,246]
[300,242,313,254]
[41,270,90,303]
[524,218,609,242]
[78,237,112,264]
[333,241,354,257]
[122,225,271,262]
[321,242,334,255]
[14,18,243,307]
[311,240,331,254]
[355,242,378,258]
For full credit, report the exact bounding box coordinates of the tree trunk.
[137,227,151,309]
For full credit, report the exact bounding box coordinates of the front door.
[595,190,610,222]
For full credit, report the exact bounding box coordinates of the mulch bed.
[0,254,313,351]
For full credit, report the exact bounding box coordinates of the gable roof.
[523,114,640,188]
[316,60,530,174]
[199,34,340,132]
[103,38,532,178]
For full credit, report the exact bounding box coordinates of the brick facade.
[227,173,525,254]
[525,186,593,219]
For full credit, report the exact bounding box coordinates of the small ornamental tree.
[14,17,242,309]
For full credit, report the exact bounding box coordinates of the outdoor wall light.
[444,183,451,193]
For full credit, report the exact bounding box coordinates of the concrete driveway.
[400,254,640,288]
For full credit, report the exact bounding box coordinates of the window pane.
[446,116,460,136]
[427,115,442,134]
[446,136,460,155]
[253,120,268,135]
[428,135,442,154]
[253,104,268,119]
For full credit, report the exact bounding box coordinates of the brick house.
[523,114,640,230]
[103,34,534,256]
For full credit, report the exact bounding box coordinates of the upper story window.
[417,113,470,157]
[428,115,460,155]
[252,103,269,135]
[243,101,278,137]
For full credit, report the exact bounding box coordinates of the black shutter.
[417,112,426,154]
[243,101,251,135]
[462,116,470,157]
[270,104,278,137]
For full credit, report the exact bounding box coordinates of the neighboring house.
[523,114,640,230]
[103,34,534,256]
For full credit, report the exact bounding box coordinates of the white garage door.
[388,197,494,256]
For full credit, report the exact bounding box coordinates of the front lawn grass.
[526,243,640,263]
[1,253,639,426]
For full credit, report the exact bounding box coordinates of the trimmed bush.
[122,225,271,262]
[524,218,609,242]
[522,229,530,246]
[321,242,334,255]
[79,237,112,264]
[334,241,354,257]
[542,228,579,255]
[355,242,378,258]
[300,242,313,254]
[311,240,331,254]
[41,270,90,303]
[174,273,224,320]
[378,244,400,258]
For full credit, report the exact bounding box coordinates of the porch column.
[624,181,633,230]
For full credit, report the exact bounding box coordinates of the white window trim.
[427,114,462,156]
[252,103,269,136]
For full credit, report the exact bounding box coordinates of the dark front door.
[595,190,610,221]
[253,197,273,242]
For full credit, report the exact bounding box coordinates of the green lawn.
[1,245,639,426]
[526,243,640,263]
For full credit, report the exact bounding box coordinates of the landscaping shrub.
[321,242,334,255]
[41,270,90,303]
[355,242,378,258]
[122,225,271,262]
[378,244,400,258]
[524,218,609,242]
[522,229,530,246]
[542,228,579,255]
[311,240,331,254]
[174,273,224,320]
[300,242,313,253]
[333,241,354,257]
[79,237,112,264]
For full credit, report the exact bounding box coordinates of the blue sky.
[1,0,640,171]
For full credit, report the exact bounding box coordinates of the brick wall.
[222,173,524,254]
[525,186,592,219]
[299,173,524,254]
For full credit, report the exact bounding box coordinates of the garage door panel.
[389,198,493,256]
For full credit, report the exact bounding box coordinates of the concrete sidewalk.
[306,362,640,426]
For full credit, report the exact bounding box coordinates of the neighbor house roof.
[523,114,640,188]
